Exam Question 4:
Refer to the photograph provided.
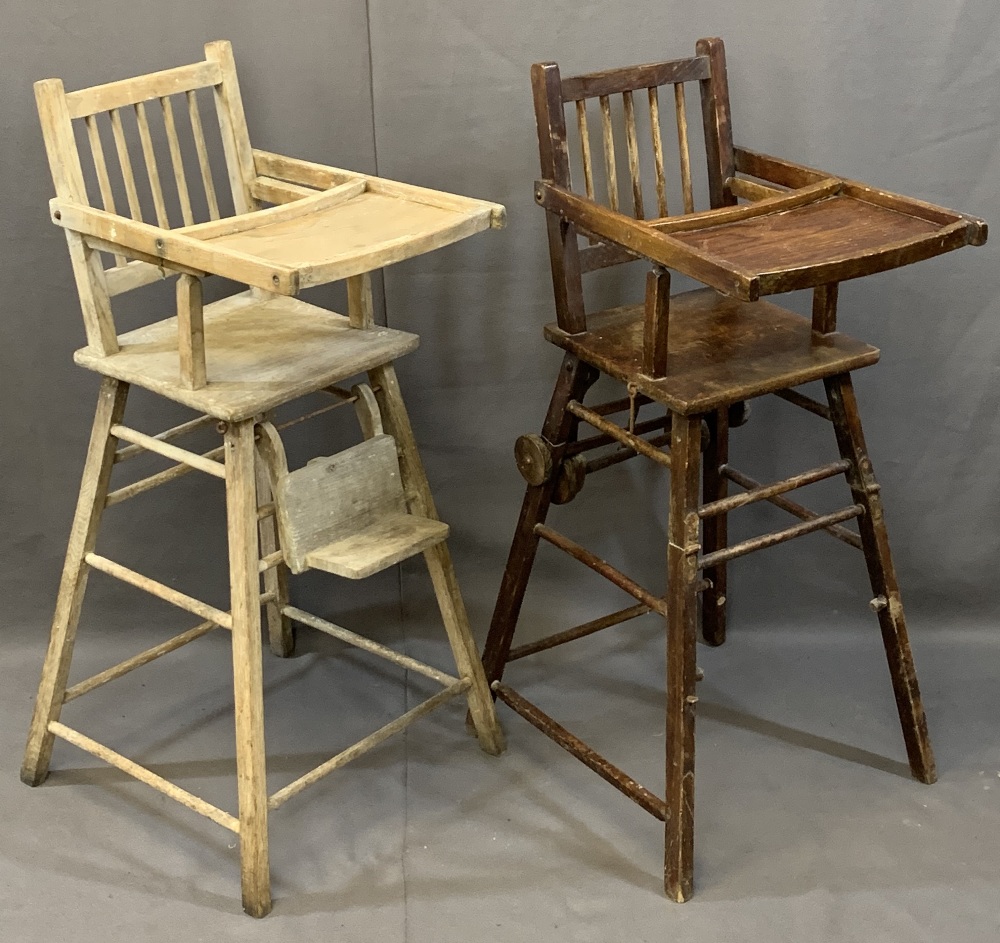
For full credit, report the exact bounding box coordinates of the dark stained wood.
[696,37,735,209]
[535,523,668,615]
[532,62,587,334]
[721,465,863,550]
[560,56,710,102]
[508,603,650,660]
[579,240,639,273]
[544,288,881,415]
[700,406,728,645]
[643,266,671,377]
[735,146,987,244]
[494,683,667,820]
[812,283,839,334]
[485,36,982,905]
[773,386,833,420]
[700,459,851,518]
[824,373,936,784]
[671,196,944,280]
[698,503,863,569]
[480,354,598,687]
[664,413,701,902]
[536,181,755,299]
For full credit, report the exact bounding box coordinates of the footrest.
[305,513,449,579]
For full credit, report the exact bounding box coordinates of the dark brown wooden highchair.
[480,37,986,901]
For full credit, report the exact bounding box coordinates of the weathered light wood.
[104,259,171,296]
[64,620,219,702]
[75,292,419,421]
[36,79,119,354]
[224,419,271,918]
[177,274,207,388]
[252,149,507,226]
[29,40,509,919]
[178,179,366,239]
[109,108,143,221]
[115,413,215,462]
[205,40,258,215]
[255,445,292,658]
[106,444,225,506]
[84,114,126,266]
[186,89,221,220]
[110,422,225,476]
[134,101,170,227]
[161,96,195,226]
[65,60,222,119]
[257,423,449,578]
[21,379,129,786]
[369,362,506,756]
[85,552,233,628]
[284,606,459,687]
[250,176,318,204]
[347,271,375,329]
[49,722,239,832]
[267,680,470,810]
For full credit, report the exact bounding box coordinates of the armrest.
[49,199,301,294]
[253,149,507,229]
[534,180,759,300]
[734,146,987,245]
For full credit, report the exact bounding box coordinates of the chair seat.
[544,287,880,415]
[74,290,420,421]
[305,513,450,579]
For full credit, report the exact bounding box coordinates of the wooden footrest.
[305,513,449,579]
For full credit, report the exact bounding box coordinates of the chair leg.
[255,447,293,657]
[368,362,506,756]
[664,412,702,902]
[824,374,936,784]
[225,419,272,917]
[701,406,729,646]
[480,354,599,686]
[22,378,129,787]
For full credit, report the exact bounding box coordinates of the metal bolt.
[869,595,887,612]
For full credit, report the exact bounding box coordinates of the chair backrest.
[35,41,257,355]
[531,37,735,334]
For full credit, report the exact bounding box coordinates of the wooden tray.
[50,150,505,295]
[536,149,986,301]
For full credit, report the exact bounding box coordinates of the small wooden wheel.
[514,434,554,486]
[552,454,587,505]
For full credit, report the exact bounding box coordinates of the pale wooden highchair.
[23,40,505,917]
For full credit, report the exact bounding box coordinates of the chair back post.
[696,37,736,209]
[35,78,119,355]
[532,62,587,335]
[204,40,260,216]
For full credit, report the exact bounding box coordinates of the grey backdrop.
[2,1,999,940]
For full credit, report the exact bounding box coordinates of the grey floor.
[2,474,999,941]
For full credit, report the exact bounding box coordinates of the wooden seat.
[481,37,986,904]
[545,288,879,415]
[21,41,506,918]
[75,291,419,421]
